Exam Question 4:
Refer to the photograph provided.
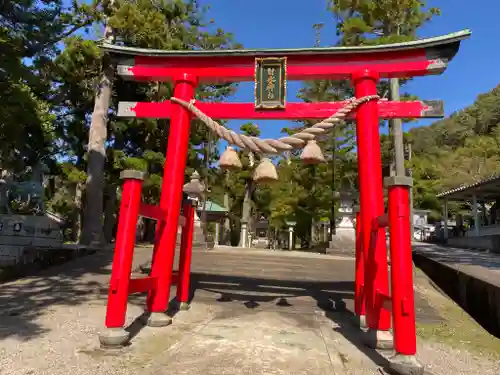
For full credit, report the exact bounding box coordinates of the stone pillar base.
[351,314,368,330]
[171,298,191,311]
[178,302,190,311]
[363,328,394,350]
[389,354,424,375]
[98,327,130,348]
[143,312,172,327]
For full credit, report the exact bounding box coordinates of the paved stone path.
[413,242,500,287]
[0,245,499,374]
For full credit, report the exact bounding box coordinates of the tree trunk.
[239,181,252,247]
[223,172,231,245]
[136,216,145,243]
[73,182,83,243]
[80,67,112,244]
[311,219,315,246]
[103,183,117,243]
[80,9,115,245]
[144,219,156,242]
[223,192,230,243]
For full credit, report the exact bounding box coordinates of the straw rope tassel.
[301,140,326,164]
[219,146,242,170]
[254,158,278,183]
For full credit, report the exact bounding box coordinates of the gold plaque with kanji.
[254,57,287,109]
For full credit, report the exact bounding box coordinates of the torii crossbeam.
[117,100,443,119]
[106,30,470,121]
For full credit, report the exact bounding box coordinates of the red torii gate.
[98,29,470,374]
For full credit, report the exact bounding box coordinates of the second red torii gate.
[100,29,470,375]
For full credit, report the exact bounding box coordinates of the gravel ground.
[417,342,500,375]
[0,246,499,375]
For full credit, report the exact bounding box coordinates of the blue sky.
[201,0,499,141]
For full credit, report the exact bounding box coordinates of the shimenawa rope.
[170,95,380,154]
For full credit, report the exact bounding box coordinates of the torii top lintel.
[101,29,470,83]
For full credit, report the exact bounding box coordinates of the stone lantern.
[328,191,358,254]
[337,191,356,230]
[182,171,206,246]
[285,220,296,251]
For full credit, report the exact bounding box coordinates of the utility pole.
[389,78,414,238]
[389,78,406,176]
[330,130,337,239]
[407,142,414,239]
[201,135,210,234]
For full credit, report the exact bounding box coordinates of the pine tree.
[328,0,440,45]
[40,1,241,243]
[0,0,96,173]
[54,1,242,244]
[328,0,441,214]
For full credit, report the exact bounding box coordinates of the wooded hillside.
[406,84,500,218]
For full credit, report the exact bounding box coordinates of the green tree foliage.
[0,0,97,172]
[218,123,269,245]
[329,0,440,45]
[326,0,444,224]
[2,0,492,248]
[1,0,240,243]
[261,1,440,245]
[328,0,440,105]
[409,85,500,219]
[272,79,358,245]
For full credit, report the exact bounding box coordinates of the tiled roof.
[198,200,227,212]
[436,174,500,199]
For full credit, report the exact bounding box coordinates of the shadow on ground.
[0,244,443,375]
[0,240,162,342]
[0,249,151,342]
[186,272,441,371]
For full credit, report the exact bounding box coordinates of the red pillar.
[176,198,195,308]
[354,208,365,320]
[352,70,391,332]
[386,176,417,355]
[147,74,198,314]
[105,170,144,328]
